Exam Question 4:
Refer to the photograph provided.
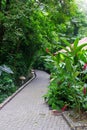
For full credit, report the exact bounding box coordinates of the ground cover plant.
[44,39,87,115]
[0,65,16,103]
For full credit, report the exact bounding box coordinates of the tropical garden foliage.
[44,39,87,114]
[0,0,87,113]
[0,65,16,103]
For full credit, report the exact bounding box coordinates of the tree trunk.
[0,25,5,45]
[0,0,11,45]
[5,0,10,11]
[0,0,2,11]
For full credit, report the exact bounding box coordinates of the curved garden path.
[0,70,71,130]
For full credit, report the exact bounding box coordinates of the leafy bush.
[0,65,16,103]
[44,39,87,113]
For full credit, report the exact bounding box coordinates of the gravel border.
[0,71,36,110]
[62,111,87,130]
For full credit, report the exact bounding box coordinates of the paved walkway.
[0,70,71,130]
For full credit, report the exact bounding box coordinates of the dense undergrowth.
[44,39,87,113]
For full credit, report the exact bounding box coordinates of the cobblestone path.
[0,70,71,130]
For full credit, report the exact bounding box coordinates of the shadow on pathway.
[0,70,71,130]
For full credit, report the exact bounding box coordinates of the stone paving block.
[0,70,71,130]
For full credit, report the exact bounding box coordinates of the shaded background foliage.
[0,0,86,84]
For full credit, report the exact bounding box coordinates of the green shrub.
[44,39,87,113]
[0,65,16,103]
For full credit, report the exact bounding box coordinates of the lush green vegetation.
[44,39,87,113]
[0,65,16,103]
[0,0,87,112]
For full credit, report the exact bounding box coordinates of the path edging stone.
[0,71,36,110]
[62,111,87,130]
